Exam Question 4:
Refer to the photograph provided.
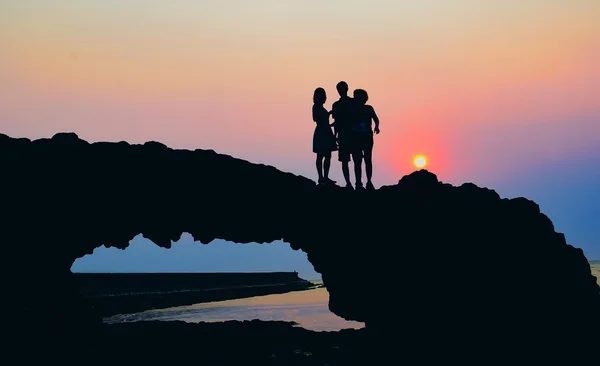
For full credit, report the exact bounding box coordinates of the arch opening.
[71,233,365,332]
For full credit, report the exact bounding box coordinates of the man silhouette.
[331,81,358,189]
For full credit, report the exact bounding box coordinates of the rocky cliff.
[1,132,598,361]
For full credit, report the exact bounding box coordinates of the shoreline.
[75,272,319,317]
[102,286,362,332]
[101,284,326,323]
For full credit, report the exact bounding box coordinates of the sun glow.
[414,155,427,169]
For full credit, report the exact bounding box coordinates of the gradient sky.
[2,1,598,277]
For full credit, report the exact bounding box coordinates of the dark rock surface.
[2,132,599,362]
[101,320,367,365]
[22,320,367,365]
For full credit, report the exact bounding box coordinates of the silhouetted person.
[351,89,380,190]
[312,87,337,185]
[331,81,358,189]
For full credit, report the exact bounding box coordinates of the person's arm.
[330,103,338,136]
[331,102,338,120]
[329,111,335,127]
[370,106,380,133]
[312,105,318,123]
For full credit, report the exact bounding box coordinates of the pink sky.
[1,1,599,187]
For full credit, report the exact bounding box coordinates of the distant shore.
[75,272,318,318]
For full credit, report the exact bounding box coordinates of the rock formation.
[1,132,598,362]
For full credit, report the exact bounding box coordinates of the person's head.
[353,89,368,105]
[313,87,326,104]
[336,81,349,97]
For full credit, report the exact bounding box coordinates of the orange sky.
[1,0,599,186]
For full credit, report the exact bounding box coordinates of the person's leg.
[338,136,352,187]
[364,146,373,183]
[316,154,324,183]
[352,134,365,189]
[341,161,351,187]
[323,152,332,181]
[353,150,363,188]
[364,135,375,190]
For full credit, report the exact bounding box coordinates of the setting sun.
[414,155,427,169]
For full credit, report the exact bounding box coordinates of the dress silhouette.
[312,87,337,185]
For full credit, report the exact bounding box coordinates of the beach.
[104,285,364,332]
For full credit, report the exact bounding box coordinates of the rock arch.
[1,132,598,360]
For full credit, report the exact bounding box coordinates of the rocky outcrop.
[2,132,599,361]
[101,320,367,366]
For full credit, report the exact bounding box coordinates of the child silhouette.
[351,88,380,190]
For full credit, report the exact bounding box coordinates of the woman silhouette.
[312,87,337,185]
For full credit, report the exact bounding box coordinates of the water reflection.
[104,287,364,332]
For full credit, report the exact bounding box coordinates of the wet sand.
[105,287,365,332]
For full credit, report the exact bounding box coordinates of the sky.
[1,1,598,278]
